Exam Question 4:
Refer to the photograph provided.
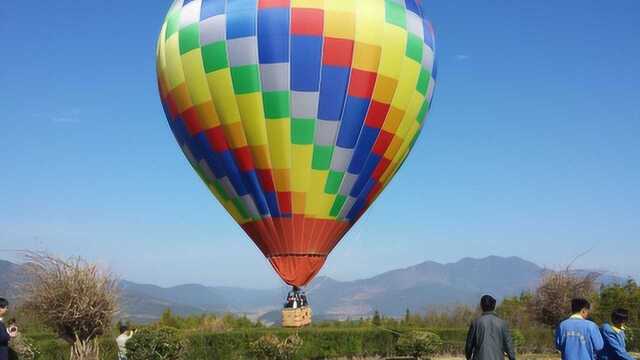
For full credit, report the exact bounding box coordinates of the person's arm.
[465,322,476,360]
[590,324,604,353]
[554,325,563,351]
[602,328,634,360]
[502,323,516,360]
[0,323,10,343]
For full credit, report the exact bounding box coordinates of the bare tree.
[531,270,599,327]
[19,252,119,360]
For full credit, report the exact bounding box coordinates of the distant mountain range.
[0,256,630,324]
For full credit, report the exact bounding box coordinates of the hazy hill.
[0,256,629,323]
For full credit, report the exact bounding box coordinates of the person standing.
[116,323,135,360]
[465,295,516,360]
[600,308,635,360]
[555,298,604,360]
[0,298,18,360]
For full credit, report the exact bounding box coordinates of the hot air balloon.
[156,0,437,319]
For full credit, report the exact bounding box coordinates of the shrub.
[126,327,185,360]
[511,329,525,349]
[396,330,442,359]
[9,335,41,360]
[248,333,302,360]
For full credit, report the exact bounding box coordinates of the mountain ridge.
[0,256,630,323]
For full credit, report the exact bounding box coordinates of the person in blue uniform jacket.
[555,298,604,360]
[600,308,635,360]
[0,298,18,360]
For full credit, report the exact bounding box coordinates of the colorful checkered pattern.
[157,0,437,286]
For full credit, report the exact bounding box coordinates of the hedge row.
[27,327,639,360]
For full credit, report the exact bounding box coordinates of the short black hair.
[612,308,629,324]
[571,298,591,313]
[480,295,497,312]
[0,298,8,309]
[119,322,129,334]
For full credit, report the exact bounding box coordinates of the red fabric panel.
[348,69,377,98]
[204,126,228,152]
[258,0,290,8]
[364,101,390,128]
[291,8,324,36]
[323,38,354,67]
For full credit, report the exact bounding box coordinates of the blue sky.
[1,1,639,289]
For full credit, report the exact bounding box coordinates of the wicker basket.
[282,306,312,327]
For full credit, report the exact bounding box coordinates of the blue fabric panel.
[290,35,322,91]
[347,126,380,174]
[242,171,270,215]
[336,96,370,148]
[221,151,249,196]
[318,66,350,121]
[200,0,225,20]
[264,192,281,217]
[405,0,421,15]
[350,155,381,197]
[258,8,290,63]
[226,0,257,39]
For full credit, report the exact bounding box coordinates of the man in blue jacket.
[0,298,18,360]
[600,308,635,360]
[555,298,604,360]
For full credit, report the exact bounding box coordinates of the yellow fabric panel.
[181,49,212,106]
[354,0,384,46]
[206,70,242,125]
[291,144,313,192]
[378,24,407,78]
[195,101,221,130]
[223,121,248,149]
[371,75,398,104]
[172,83,193,114]
[251,145,272,169]
[325,0,354,11]
[272,169,291,192]
[306,170,330,216]
[391,60,421,110]
[157,23,168,72]
[395,93,423,136]
[384,134,404,160]
[236,93,268,146]
[352,42,381,72]
[266,118,292,169]
[165,34,186,90]
[324,11,355,39]
[381,106,405,134]
[292,192,306,214]
[320,194,337,219]
[291,0,323,8]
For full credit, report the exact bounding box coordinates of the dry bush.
[531,270,599,327]
[19,252,119,360]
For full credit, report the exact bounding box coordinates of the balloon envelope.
[156,0,437,286]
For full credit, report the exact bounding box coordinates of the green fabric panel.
[291,118,315,145]
[165,10,181,39]
[325,171,344,194]
[231,65,261,94]
[406,33,423,63]
[385,1,406,29]
[263,91,290,119]
[201,41,229,73]
[179,24,201,55]
[312,145,334,170]
[416,68,430,95]
[330,195,347,217]
[232,198,249,220]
